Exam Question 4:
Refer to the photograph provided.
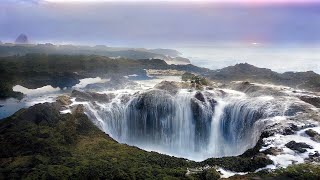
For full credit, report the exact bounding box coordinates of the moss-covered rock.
[305,129,320,143]
[56,95,72,106]
[0,102,192,179]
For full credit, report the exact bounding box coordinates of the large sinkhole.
[83,89,297,161]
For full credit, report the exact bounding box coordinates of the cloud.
[2,0,41,4]
[43,0,318,3]
[0,2,319,46]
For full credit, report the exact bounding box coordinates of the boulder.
[194,91,206,102]
[281,124,299,135]
[285,141,313,153]
[56,95,72,106]
[72,104,85,115]
[155,81,180,95]
[305,129,320,143]
[307,151,320,162]
[262,147,282,156]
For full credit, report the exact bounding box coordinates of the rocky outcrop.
[299,96,320,108]
[209,63,320,92]
[85,77,137,90]
[0,101,193,179]
[285,141,313,153]
[190,92,216,151]
[230,81,286,97]
[56,95,72,106]
[194,91,206,102]
[4,102,62,126]
[71,90,115,103]
[305,129,320,143]
[15,34,29,44]
[72,104,85,115]
[262,147,282,156]
[155,81,180,95]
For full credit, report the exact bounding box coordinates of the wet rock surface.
[231,81,286,97]
[262,147,282,156]
[305,129,320,143]
[85,76,137,90]
[307,151,320,162]
[155,81,180,95]
[56,95,72,106]
[155,81,191,95]
[285,141,313,153]
[71,90,115,103]
[299,96,320,108]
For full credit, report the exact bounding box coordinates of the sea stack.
[15,34,29,44]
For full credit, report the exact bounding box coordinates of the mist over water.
[176,44,320,73]
[84,88,298,161]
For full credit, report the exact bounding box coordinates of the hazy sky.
[1,0,320,47]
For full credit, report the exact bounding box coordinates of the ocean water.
[176,43,320,73]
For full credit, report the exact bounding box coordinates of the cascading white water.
[83,88,300,161]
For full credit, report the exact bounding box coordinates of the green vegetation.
[189,168,220,180]
[0,102,193,179]
[229,163,320,180]
[270,163,320,179]
[182,72,209,87]
[0,101,318,179]
[208,63,320,92]
[0,54,208,99]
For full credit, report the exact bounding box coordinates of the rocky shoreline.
[1,89,319,179]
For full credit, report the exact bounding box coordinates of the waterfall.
[83,89,298,161]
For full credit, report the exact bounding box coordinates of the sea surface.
[176,43,320,73]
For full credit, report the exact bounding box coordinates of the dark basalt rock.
[299,96,320,108]
[90,92,115,102]
[72,104,85,115]
[71,90,115,103]
[281,124,299,135]
[85,76,137,90]
[120,94,131,104]
[231,81,286,97]
[72,90,92,100]
[285,104,308,116]
[305,129,320,143]
[190,92,216,151]
[285,141,313,153]
[126,90,175,142]
[307,151,320,162]
[305,129,319,137]
[194,91,206,102]
[262,147,282,156]
[155,81,180,95]
[19,102,62,126]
